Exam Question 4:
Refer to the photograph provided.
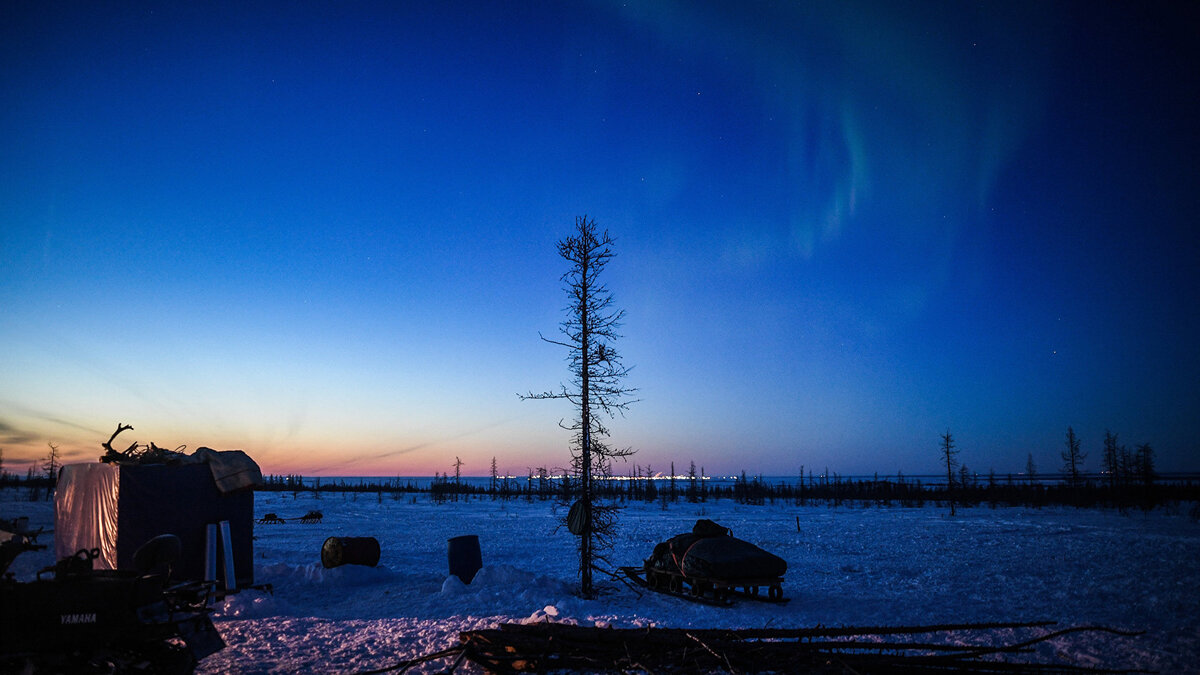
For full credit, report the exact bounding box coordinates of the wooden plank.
[219,520,236,591]
[204,522,218,583]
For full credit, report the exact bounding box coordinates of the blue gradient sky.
[3,1,1197,478]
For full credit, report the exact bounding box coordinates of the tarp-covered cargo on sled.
[625,519,788,604]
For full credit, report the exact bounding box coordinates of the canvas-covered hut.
[55,449,260,588]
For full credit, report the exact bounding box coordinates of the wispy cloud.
[306,416,523,474]
[0,400,104,436]
[0,418,39,446]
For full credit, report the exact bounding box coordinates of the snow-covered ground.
[5,491,1199,673]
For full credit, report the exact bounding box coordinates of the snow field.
[3,491,1198,672]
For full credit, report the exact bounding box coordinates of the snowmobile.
[622,519,789,605]
[0,530,226,674]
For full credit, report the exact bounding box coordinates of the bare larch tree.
[522,215,636,598]
[1102,430,1121,492]
[940,429,958,516]
[1061,426,1086,502]
[43,442,61,500]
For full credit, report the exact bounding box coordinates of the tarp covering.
[190,447,262,493]
[648,519,787,581]
[55,463,120,570]
[55,463,254,587]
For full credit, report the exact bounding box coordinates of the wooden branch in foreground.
[444,622,1151,675]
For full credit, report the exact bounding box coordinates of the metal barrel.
[447,534,482,584]
[321,537,380,569]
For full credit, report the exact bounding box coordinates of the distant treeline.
[5,467,1197,512]
[253,469,1200,512]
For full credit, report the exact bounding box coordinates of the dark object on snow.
[258,512,286,524]
[56,462,255,588]
[299,510,324,524]
[1,516,46,544]
[0,540,35,578]
[448,534,482,584]
[1,534,225,674]
[648,519,786,580]
[321,537,381,569]
[1,521,47,577]
[566,500,589,535]
[1,518,48,576]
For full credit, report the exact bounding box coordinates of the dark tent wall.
[56,463,254,588]
[117,464,254,586]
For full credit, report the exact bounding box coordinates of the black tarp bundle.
[56,462,255,587]
[647,519,787,580]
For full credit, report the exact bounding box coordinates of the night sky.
[2,1,1197,478]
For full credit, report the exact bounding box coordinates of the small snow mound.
[258,562,394,586]
[324,563,395,586]
[520,604,564,625]
[471,564,573,596]
[440,574,468,595]
[471,564,529,586]
[212,589,278,619]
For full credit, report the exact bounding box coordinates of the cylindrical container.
[321,536,381,569]
[447,534,482,584]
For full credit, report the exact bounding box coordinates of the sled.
[621,563,787,606]
[257,513,286,524]
[299,510,324,524]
